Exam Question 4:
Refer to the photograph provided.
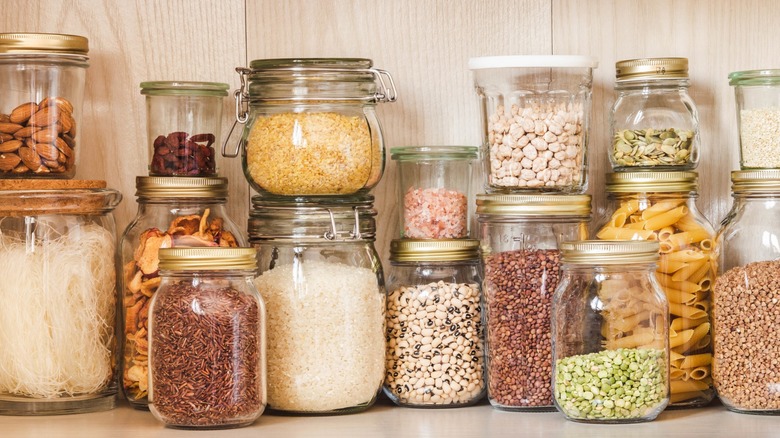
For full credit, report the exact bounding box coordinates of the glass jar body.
[713,192,780,413]
[119,198,246,409]
[729,70,780,169]
[478,215,588,411]
[384,259,485,407]
[252,239,385,414]
[609,79,700,170]
[594,190,716,408]
[552,263,670,423]
[148,270,266,429]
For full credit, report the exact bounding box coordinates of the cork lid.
[0,179,121,215]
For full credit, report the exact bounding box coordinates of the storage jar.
[384,239,485,408]
[729,69,780,169]
[0,33,88,178]
[476,193,591,411]
[552,240,670,423]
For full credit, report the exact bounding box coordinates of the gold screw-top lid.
[390,239,480,262]
[135,176,228,199]
[615,57,688,82]
[158,247,257,271]
[606,171,698,193]
[0,32,88,55]
[560,240,660,264]
[731,170,780,192]
[476,194,591,217]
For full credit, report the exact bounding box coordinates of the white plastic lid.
[468,55,599,70]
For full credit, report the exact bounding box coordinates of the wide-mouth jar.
[729,69,780,169]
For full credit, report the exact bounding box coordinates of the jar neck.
[160,269,256,279]
[615,78,690,92]
[608,190,697,201]
[732,191,780,201]
[137,197,228,206]
[391,259,480,267]
[562,262,657,273]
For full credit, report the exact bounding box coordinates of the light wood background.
[0,0,768,264]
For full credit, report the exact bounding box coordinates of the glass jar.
[148,247,266,429]
[468,55,598,193]
[594,171,716,408]
[552,240,670,423]
[249,195,385,414]
[476,193,591,411]
[610,57,700,170]
[0,33,88,178]
[713,170,780,413]
[729,69,780,169]
[390,146,478,239]
[0,180,121,415]
[224,58,397,197]
[119,176,246,409]
[141,81,229,176]
[384,239,485,408]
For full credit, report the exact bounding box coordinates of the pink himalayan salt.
[403,187,468,239]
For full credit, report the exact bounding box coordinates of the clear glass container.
[476,193,591,411]
[0,33,88,178]
[248,195,385,414]
[148,247,266,429]
[390,146,478,239]
[0,180,121,415]
[384,239,485,408]
[468,55,598,193]
[610,57,700,170]
[713,170,780,413]
[552,240,670,423]
[729,69,780,169]
[140,81,229,176]
[119,176,246,409]
[224,58,397,197]
[593,171,716,408]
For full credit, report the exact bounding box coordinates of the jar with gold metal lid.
[476,193,591,411]
[0,33,88,178]
[609,57,700,170]
[384,239,485,408]
[552,240,670,423]
[119,176,246,409]
[594,171,715,408]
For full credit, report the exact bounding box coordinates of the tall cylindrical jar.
[148,248,266,429]
[594,171,716,408]
[713,170,780,413]
[384,239,485,408]
[552,241,670,423]
[0,33,88,178]
[609,57,700,170]
[249,195,385,414]
[476,194,591,411]
[225,58,397,197]
[119,176,246,409]
[0,180,121,415]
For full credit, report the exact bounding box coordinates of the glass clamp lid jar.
[610,57,700,170]
[713,170,780,413]
[223,58,397,197]
[249,195,385,414]
[0,179,121,415]
[594,171,716,408]
[552,240,670,423]
[468,55,598,193]
[148,247,266,429]
[391,146,478,239]
[476,193,591,411]
[120,176,246,409]
[0,33,89,178]
[384,239,485,408]
[140,81,229,177]
[728,69,780,169]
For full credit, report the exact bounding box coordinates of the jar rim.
[135,176,229,199]
[158,247,258,271]
[476,193,591,217]
[390,146,478,161]
[0,186,121,215]
[615,57,688,82]
[140,81,229,96]
[0,32,88,56]
[248,57,373,70]
[561,240,659,264]
[606,171,698,193]
[731,169,780,192]
[468,55,598,70]
[390,239,480,262]
[728,69,780,86]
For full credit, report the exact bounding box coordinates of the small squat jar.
[552,241,670,423]
[477,193,591,411]
[610,57,700,170]
[713,170,780,413]
[148,248,266,429]
[384,239,485,407]
[141,81,229,176]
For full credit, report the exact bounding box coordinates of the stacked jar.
[468,55,598,414]
[225,58,397,414]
